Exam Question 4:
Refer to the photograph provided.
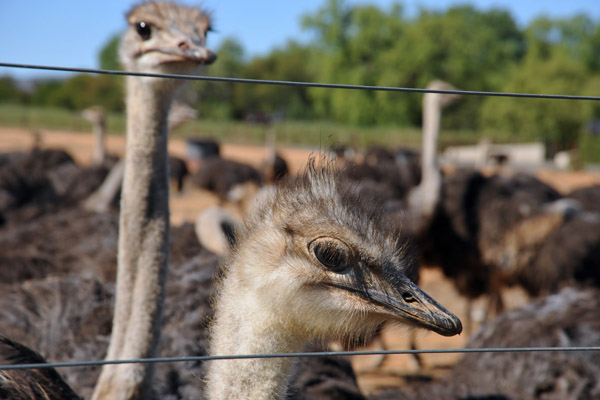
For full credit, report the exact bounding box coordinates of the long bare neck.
[408,93,443,221]
[207,253,305,400]
[421,93,441,190]
[92,77,173,400]
[92,119,106,165]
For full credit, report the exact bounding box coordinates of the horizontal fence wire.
[0,61,599,373]
[1,347,600,371]
[2,62,600,101]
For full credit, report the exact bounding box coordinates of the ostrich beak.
[368,279,463,337]
[153,43,217,65]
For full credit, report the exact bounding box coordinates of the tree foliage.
[0,76,26,103]
[99,34,122,71]
[481,15,600,150]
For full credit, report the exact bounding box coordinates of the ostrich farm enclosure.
[1,126,600,394]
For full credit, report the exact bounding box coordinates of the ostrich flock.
[1,2,600,400]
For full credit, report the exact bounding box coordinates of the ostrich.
[372,286,600,400]
[0,148,75,218]
[0,335,82,400]
[405,81,593,330]
[81,106,107,166]
[205,160,462,399]
[443,286,600,400]
[0,146,113,227]
[90,2,216,399]
[338,145,421,217]
[167,101,196,193]
[168,155,189,193]
[191,156,262,210]
[567,184,600,213]
[260,130,290,184]
[261,152,289,184]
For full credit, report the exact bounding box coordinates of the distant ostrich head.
[119,2,216,78]
[425,80,460,108]
[81,106,106,127]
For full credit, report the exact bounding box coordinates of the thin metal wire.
[1,347,599,371]
[2,61,600,101]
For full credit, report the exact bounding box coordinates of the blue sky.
[1,0,599,80]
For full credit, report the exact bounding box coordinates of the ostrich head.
[216,161,463,345]
[119,2,216,78]
[208,160,463,399]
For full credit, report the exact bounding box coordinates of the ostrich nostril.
[178,41,189,51]
[402,292,417,303]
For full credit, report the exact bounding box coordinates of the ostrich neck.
[407,94,442,223]
[92,122,106,165]
[421,95,441,186]
[207,265,305,400]
[92,77,174,400]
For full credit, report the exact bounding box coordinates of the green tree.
[0,76,26,103]
[188,37,247,119]
[302,0,406,124]
[479,15,600,150]
[30,80,63,106]
[31,74,123,111]
[525,14,600,71]
[235,41,317,119]
[301,2,525,126]
[381,6,524,127]
[480,51,589,150]
[99,34,122,70]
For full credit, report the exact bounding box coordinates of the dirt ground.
[2,126,599,394]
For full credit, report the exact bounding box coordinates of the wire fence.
[2,62,600,101]
[1,347,600,372]
[0,61,599,373]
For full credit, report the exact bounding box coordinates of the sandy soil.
[2,126,599,394]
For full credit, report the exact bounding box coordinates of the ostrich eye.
[311,240,351,273]
[136,21,152,40]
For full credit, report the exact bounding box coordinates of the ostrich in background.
[81,106,108,166]
[0,335,82,400]
[90,2,216,399]
[336,144,421,214]
[407,80,460,225]
[567,184,600,213]
[167,101,198,193]
[372,285,600,400]
[83,101,197,213]
[261,130,290,184]
[405,81,596,331]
